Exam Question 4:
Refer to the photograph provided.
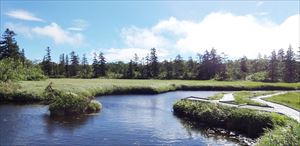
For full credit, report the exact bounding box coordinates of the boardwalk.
[186,92,300,122]
[252,92,300,122]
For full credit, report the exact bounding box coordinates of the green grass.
[233,91,277,106]
[1,79,299,102]
[257,120,300,146]
[208,93,225,100]
[264,92,300,111]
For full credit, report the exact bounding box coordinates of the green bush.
[173,100,287,138]
[246,71,267,82]
[49,92,90,116]
[0,58,46,82]
[257,121,300,146]
[87,100,102,113]
[44,82,101,116]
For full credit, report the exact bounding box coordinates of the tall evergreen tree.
[277,48,285,80]
[283,46,297,82]
[20,48,25,65]
[65,55,70,77]
[150,48,159,77]
[0,28,21,60]
[268,50,279,82]
[165,59,173,79]
[69,51,80,77]
[240,56,248,80]
[98,52,106,76]
[42,46,53,76]
[92,53,100,78]
[133,53,139,72]
[126,60,134,78]
[80,54,91,78]
[174,54,184,78]
[58,53,65,76]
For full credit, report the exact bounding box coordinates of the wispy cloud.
[68,19,88,31]
[6,9,44,22]
[6,22,84,46]
[33,22,83,46]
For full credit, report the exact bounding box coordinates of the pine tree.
[133,53,139,72]
[98,52,106,76]
[126,60,134,78]
[20,48,25,65]
[283,45,297,82]
[42,46,53,76]
[165,59,173,79]
[0,28,21,60]
[268,50,279,82]
[240,56,248,80]
[65,55,70,77]
[92,53,99,78]
[69,51,80,77]
[145,54,151,78]
[150,48,159,77]
[80,54,90,78]
[277,48,285,80]
[174,54,184,79]
[58,53,65,76]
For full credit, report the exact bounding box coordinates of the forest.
[1,28,299,83]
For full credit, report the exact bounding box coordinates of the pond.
[0,91,242,145]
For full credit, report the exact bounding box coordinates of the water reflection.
[43,114,97,134]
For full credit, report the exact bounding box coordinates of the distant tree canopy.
[1,28,299,83]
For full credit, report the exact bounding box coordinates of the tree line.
[1,28,299,82]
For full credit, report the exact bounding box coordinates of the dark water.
[0,91,240,146]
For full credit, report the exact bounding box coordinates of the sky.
[0,0,299,63]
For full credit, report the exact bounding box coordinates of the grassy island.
[44,82,101,116]
[173,99,300,145]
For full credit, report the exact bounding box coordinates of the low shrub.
[257,121,300,146]
[87,100,102,113]
[0,58,46,82]
[173,100,287,138]
[246,71,267,82]
[44,82,101,116]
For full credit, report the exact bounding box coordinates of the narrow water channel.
[0,91,241,145]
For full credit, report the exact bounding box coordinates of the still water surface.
[0,91,240,145]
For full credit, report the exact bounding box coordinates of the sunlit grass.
[264,92,300,111]
[0,78,296,102]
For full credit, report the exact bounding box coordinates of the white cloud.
[6,10,44,22]
[68,19,88,31]
[120,12,299,58]
[121,26,171,49]
[32,22,83,46]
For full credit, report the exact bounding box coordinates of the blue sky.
[0,1,299,62]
